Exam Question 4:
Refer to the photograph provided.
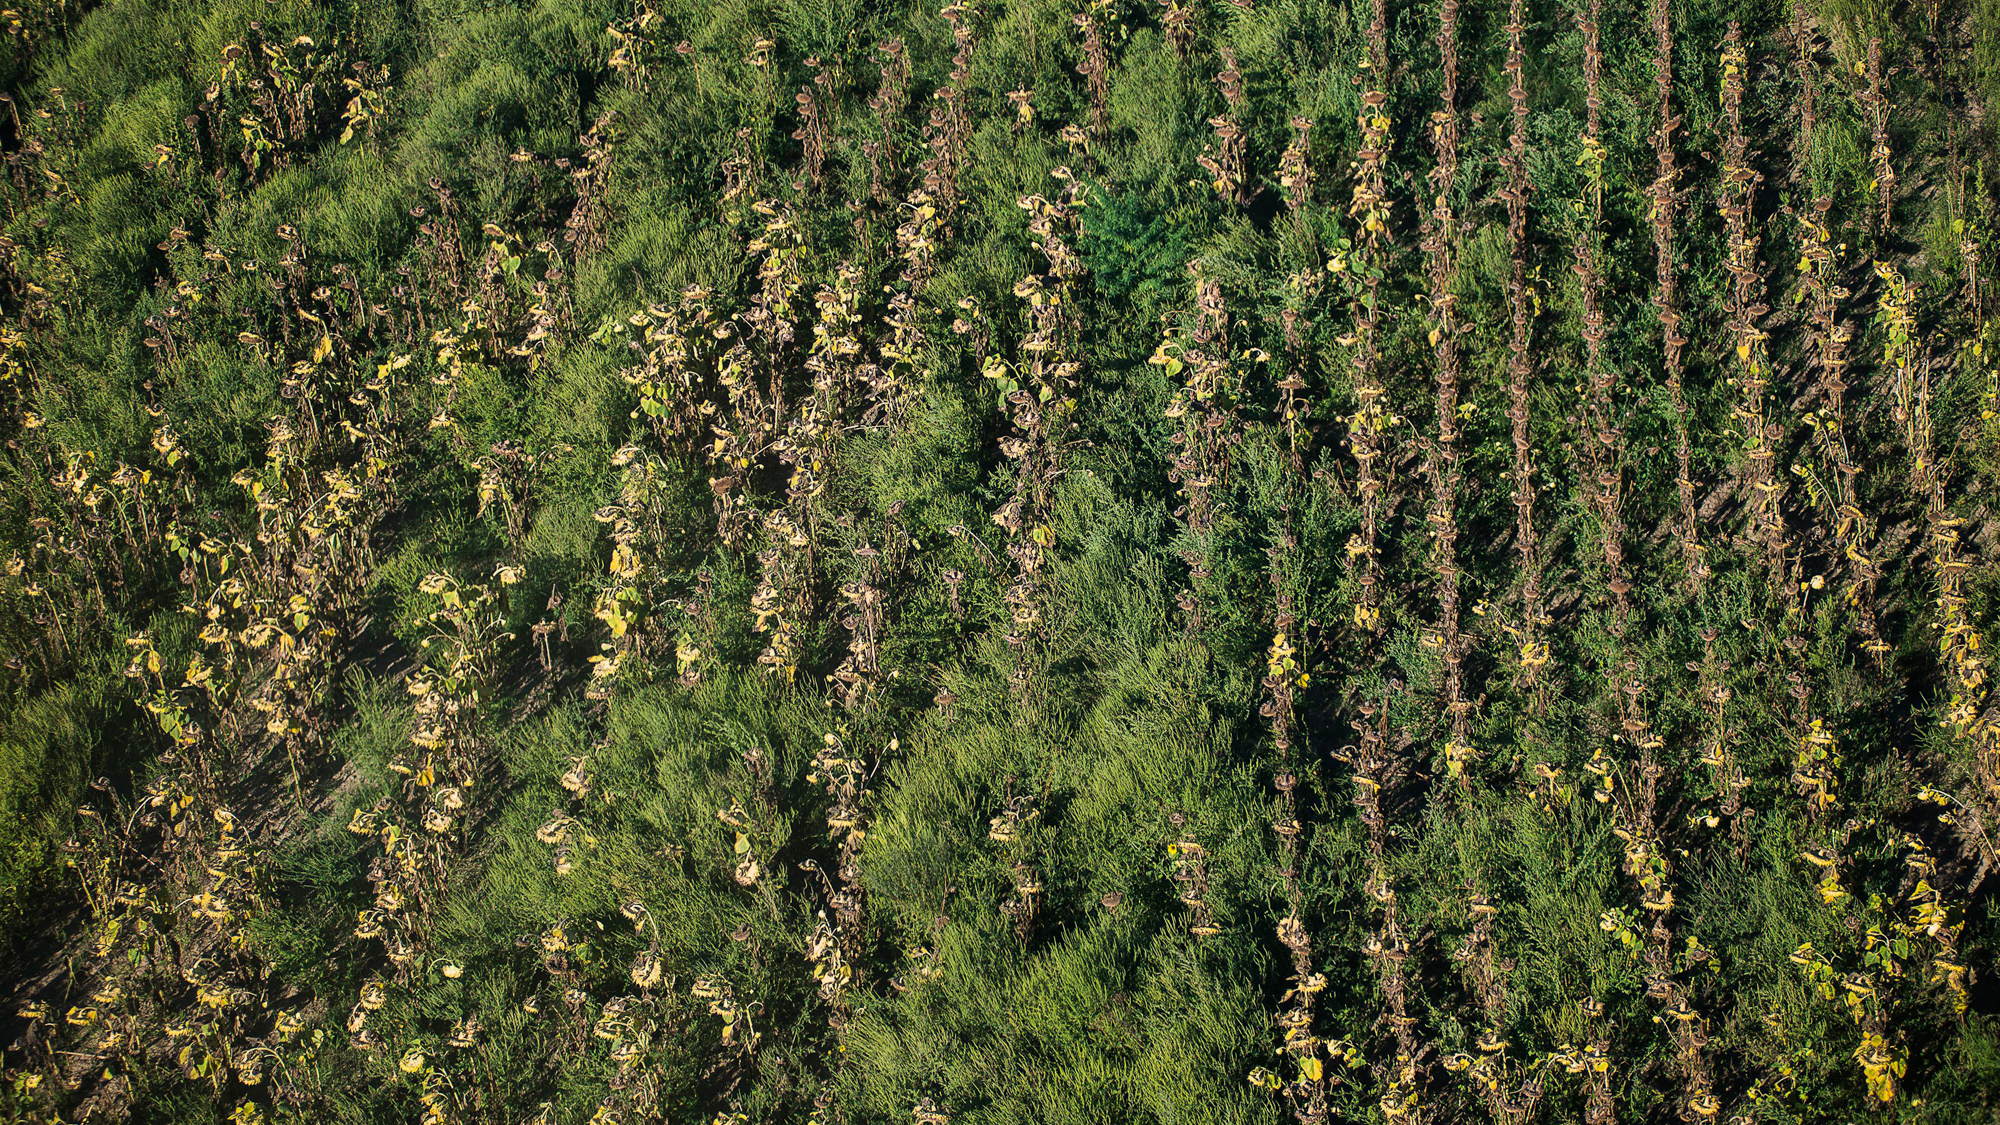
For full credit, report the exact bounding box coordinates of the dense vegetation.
[1,0,1999,1121]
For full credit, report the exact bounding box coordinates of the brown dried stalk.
[1790,3,1818,186]
[828,540,888,712]
[793,85,827,187]
[1270,762,1328,1121]
[1720,25,1786,591]
[1882,264,2000,878]
[1074,1,1111,138]
[866,38,910,201]
[1160,0,1194,60]
[993,173,1088,701]
[1165,271,1242,538]
[1346,697,1425,1121]
[1650,0,1704,585]
[1349,11,1429,1116]
[1196,50,1252,207]
[1574,0,1629,637]
[1501,0,1546,694]
[1791,21,1889,662]
[1695,626,1745,835]
[1277,116,1313,214]
[563,111,617,264]
[1423,0,1474,780]
[1604,664,1719,1119]
[1864,38,1896,235]
[920,4,979,216]
[1344,33,1393,642]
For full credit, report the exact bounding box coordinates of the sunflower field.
[1,0,1999,1122]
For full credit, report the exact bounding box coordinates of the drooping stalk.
[1792,43,1889,661]
[1343,14,1393,644]
[1347,8,1429,1118]
[1155,266,1246,629]
[1423,0,1475,784]
[1882,262,2000,888]
[921,3,980,219]
[1073,1,1112,139]
[1720,25,1786,596]
[1262,548,1329,1120]
[1864,38,1896,235]
[1501,0,1546,697]
[991,172,1087,706]
[1197,49,1252,207]
[1573,0,1629,640]
[1649,0,1704,585]
[1570,12,1621,1111]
